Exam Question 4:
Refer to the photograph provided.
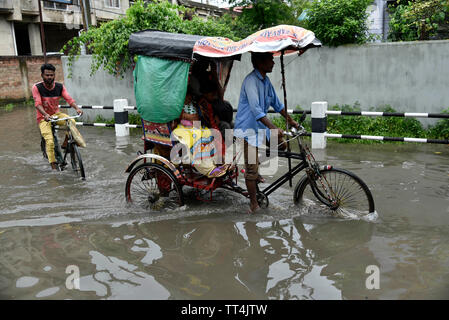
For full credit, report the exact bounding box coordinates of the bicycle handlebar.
[283,110,307,137]
[49,114,81,122]
[283,126,307,137]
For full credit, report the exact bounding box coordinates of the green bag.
[133,55,190,123]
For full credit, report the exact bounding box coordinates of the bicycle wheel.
[69,143,86,180]
[125,163,184,211]
[294,168,375,217]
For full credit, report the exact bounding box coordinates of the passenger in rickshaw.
[172,89,230,179]
[189,59,214,100]
[197,81,233,146]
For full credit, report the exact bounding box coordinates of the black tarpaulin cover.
[128,29,204,60]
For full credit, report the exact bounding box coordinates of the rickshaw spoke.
[125,163,184,210]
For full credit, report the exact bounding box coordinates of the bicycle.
[279,112,375,217]
[40,114,86,180]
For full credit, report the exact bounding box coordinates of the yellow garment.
[172,124,219,177]
[39,112,86,163]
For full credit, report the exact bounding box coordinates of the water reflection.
[1,106,449,299]
[0,216,381,300]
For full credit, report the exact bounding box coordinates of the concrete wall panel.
[61,40,449,120]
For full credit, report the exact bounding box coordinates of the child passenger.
[172,90,230,178]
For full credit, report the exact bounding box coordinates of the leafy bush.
[388,0,449,41]
[128,113,142,125]
[94,115,114,125]
[91,103,449,143]
[63,0,237,78]
[4,103,14,112]
[272,103,449,143]
[93,113,141,126]
[326,104,426,143]
[305,0,374,46]
[427,108,449,139]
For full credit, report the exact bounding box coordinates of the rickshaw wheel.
[125,162,184,211]
[256,191,269,209]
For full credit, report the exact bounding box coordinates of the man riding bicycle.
[32,63,86,170]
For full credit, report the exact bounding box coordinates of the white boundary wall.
[61,40,449,123]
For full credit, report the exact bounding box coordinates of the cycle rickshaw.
[124,25,375,216]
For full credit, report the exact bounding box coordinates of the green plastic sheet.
[133,55,190,123]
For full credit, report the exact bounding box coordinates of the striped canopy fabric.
[193,25,321,58]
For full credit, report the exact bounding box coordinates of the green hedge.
[92,103,449,143]
[272,103,449,143]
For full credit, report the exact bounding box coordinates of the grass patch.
[85,104,449,143]
[4,103,14,112]
[128,113,142,125]
[94,113,142,125]
[94,115,115,125]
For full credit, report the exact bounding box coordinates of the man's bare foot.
[50,162,59,170]
[256,175,265,184]
[248,204,261,214]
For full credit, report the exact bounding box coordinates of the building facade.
[0,0,130,56]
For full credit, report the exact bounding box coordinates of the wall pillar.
[0,17,16,55]
[28,23,43,56]
[114,99,130,137]
[311,101,328,149]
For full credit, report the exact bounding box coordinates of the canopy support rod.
[280,50,292,188]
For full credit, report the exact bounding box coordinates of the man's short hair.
[41,63,56,74]
[251,52,273,69]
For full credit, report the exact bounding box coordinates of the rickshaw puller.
[234,52,300,214]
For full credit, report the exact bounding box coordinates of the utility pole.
[79,0,91,55]
[37,0,47,63]
[79,0,91,31]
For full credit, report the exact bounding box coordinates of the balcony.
[0,0,13,14]
[21,0,39,16]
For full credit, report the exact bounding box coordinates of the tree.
[227,0,308,38]
[62,0,237,77]
[388,0,449,41]
[305,0,374,46]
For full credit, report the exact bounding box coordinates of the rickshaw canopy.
[129,25,321,124]
[129,30,203,61]
[193,25,321,58]
[129,25,321,61]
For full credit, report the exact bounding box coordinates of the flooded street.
[1,105,449,299]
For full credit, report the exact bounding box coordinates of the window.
[105,0,120,9]
[43,1,68,10]
[43,1,79,10]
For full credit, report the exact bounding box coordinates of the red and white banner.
[193,25,320,58]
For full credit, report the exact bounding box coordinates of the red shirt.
[32,81,75,124]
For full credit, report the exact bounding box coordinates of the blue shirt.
[234,69,285,147]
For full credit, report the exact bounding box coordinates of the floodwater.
[1,105,449,300]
